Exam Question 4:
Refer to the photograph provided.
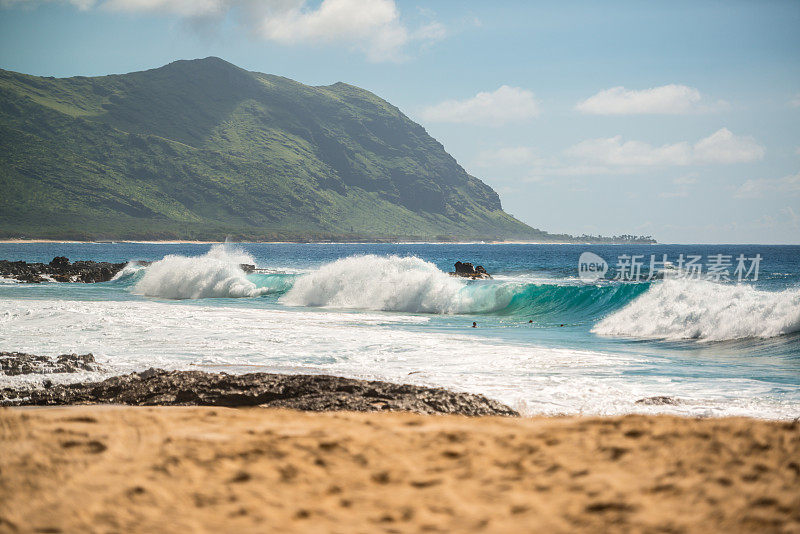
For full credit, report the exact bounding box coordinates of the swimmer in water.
[472,322,477,328]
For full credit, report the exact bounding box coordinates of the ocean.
[1,242,798,419]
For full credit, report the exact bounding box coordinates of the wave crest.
[134,245,269,299]
[280,255,517,314]
[592,279,800,341]
[110,261,146,281]
[278,255,652,317]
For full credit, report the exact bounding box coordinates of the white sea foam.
[593,279,800,341]
[280,254,518,314]
[0,297,796,419]
[133,244,268,299]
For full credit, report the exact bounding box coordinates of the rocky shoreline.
[0,352,683,413]
[0,256,128,283]
[0,256,264,282]
[0,351,101,376]
[0,353,517,416]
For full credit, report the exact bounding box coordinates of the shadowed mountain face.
[0,57,549,241]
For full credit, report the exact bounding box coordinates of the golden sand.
[1,406,798,533]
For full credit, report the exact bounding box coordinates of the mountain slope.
[0,57,556,241]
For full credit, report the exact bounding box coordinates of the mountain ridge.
[0,57,654,243]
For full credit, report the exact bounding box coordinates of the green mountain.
[0,57,647,242]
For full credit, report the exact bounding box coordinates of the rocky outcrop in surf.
[0,351,101,376]
[0,368,519,416]
[450,261,491,279]
[0,257,127,283]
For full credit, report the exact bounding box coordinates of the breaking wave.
[110,261,147,281]
[125,250,800,342]
[280,255,485,313]
[279,254,645,317]
[133,244,274,300]
[593,278,800,341]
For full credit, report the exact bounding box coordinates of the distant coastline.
[0,238,658,245]
[1,58,657,248]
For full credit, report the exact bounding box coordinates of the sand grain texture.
[1,407,799,533]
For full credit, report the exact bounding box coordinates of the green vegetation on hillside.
[0,57,654,242]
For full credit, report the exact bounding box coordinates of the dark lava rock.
[0,368,518,416]
[635,396,680,406]
[49,256,70,269]
[0,351,101,376]
[450,261,491,279]
[0,257,127,283]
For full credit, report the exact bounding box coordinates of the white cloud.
[4,0,442,62]
[419,86,540,126]
[473,131,762,184]
[734,171,800,198]
[257,0,413,62]
[790,93,800,108]
[575,84,723,115]
[566,128,764,167]
[565,136,692,166]
[692,128,765,164]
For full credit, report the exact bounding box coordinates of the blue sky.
[1,0,798,243]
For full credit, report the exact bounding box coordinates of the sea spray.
[2,242,799,420]
[279,254,648,317]
[134,244,269,299]
[280,255,519,314]
[593,278,800,341]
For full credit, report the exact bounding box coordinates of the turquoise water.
[1,242,798,418]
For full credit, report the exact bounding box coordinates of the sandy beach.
[1,406,798,533]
